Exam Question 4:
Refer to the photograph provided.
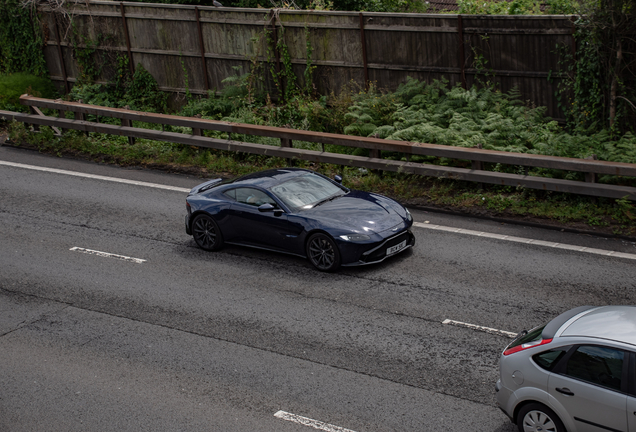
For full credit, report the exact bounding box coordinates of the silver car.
[496,305,636,432]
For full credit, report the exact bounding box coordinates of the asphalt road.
[1,145,635,432]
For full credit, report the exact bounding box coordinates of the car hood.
[301,190,407,234]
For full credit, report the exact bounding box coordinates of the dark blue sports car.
[185,168,415,271]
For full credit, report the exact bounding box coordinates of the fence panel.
[40,1,574,119]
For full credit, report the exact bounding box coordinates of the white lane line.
[0,160,190,193]
[414,221,636,261]
[70,247,146,264]
[274,411,358,432]
[442,319,517,338]
[5,160,634,262]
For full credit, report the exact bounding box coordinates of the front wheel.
[306,233,341,272]
[192,214,224,251]
[517,403,565,432]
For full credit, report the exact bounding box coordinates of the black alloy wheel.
[306,233,341,272]
[517,403,565,432]
[192,214,224,251]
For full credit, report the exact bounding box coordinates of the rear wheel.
[192,214,224,251]
[517,403,565,432]
[306,233,341,272]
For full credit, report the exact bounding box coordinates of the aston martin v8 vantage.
[185,168,415,271]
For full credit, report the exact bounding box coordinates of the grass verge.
[3,121,635,238]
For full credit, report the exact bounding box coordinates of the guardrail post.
[281,137,293,166]
[585,154,597,183]
[121,105,135,145]
[29,107,40,132]
[471,143,483,170]
[471,143,484,189]
[74,100,88,136]
[192,114,202,136]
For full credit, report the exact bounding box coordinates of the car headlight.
[405,208,412,221]
[339,234,371,241]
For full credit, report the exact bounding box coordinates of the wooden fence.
[3,95,635,201]
[39,1,575,120]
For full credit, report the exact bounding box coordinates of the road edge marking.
[274,411,358,432]
[414,222,636,261]
[0,160,190,193]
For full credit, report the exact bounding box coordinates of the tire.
[306,233,341,272]
[517,403,565,432]
[192,214,224,251]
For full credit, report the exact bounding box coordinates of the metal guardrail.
[2,95,635,201]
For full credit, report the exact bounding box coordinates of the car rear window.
[507,325,546,351]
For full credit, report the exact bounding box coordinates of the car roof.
[556,306,636,346]
[229,168,312,189]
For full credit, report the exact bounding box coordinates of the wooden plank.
[4,109,635,201]
[16,97,636,178]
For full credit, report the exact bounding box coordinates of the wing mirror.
[258,203,283,216]
[334,175,343,184]
[258,203,275,212]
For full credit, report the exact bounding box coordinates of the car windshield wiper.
[312,193,344,208]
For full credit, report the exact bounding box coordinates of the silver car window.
[234,188,276,207]
[533,347,570,371]
[565,345,624,391]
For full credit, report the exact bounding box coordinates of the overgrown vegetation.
[0,0,47,76]
[555,0,636,134]
[1,0,635,234]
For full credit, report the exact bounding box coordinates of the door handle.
[556,387,574,396]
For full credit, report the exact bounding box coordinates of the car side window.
[533,347,570,371]
[223,188,236,200]
[564,345,624,391]
[235,188,276,207]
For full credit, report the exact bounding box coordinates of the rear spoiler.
[189,178,223,195]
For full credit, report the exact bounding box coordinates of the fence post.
[120,3,135,75]
[52,14,70,94]
[195,7,210,92]
[269,10,283,101]
[359,13,369,91]
[458,15,466,89]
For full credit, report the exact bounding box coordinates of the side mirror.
[334,175,343,184]
[258,203,275,212]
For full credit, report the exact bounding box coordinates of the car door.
[627,352,636,432]
[548,344,628,432]
[227,187,297,251]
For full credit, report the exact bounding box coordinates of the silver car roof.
[556,305,636,346]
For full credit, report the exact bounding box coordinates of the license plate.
[386,240,407,256]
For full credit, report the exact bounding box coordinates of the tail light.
[503,338,552,356]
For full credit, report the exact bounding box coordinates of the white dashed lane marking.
[442,319,517,338]
[70,247,146,264]
[413,221,636,261]
[274,411,358,432]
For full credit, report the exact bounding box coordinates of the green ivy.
[0,0,47,76]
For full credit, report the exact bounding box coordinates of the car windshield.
[269,173,346,211]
